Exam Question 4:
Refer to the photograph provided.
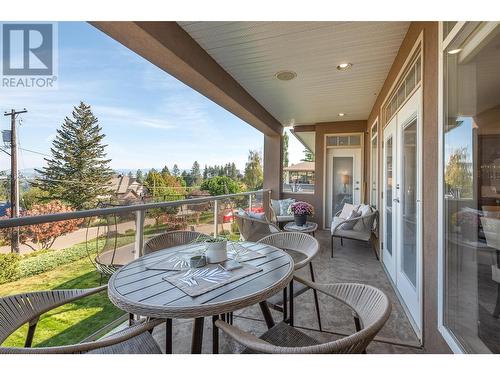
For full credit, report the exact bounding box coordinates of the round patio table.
[283,221,318,237]
[107,241,294,354]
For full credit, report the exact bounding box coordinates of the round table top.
[107,241,294,319]
[283,221,318,233]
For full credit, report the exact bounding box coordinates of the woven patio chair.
[257,232,322,330]
[215,276,391,354]
[0,285,165,354]
[331,205,379,259]
[143,230,211,255]
[234,213,280,242]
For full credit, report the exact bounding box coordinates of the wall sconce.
[341,174,350,193]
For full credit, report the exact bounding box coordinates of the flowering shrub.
[0,200,83,251]
[288,201,314,216]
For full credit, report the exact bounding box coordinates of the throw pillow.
[341,209,362,230]
[271,199,281,215]
[279,198,295,216]
[339,203,360,219]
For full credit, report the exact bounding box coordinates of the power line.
[19,147,51,158]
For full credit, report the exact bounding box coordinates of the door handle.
[354,188,360,190]
[393,198,400,203]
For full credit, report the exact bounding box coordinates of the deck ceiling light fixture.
[447,48,462,55]
[338,113,345,117]
[275,70,297,81]
[336,62,353,71]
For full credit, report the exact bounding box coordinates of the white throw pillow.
[341,209,362,230]
[339,203,359,219]
[358,204,372,217]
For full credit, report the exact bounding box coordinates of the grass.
[0,257,123,348]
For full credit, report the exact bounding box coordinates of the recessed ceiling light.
[275,70,297,81]
[336,63,353,71]
[448,48,462,55]
[338,113,345,117]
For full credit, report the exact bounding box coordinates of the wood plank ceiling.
[178,21,410,127]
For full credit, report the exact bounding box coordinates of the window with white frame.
[440,21,500,354]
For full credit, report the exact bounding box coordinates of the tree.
[190,161,202,186]
[35,102,113,210]
[161,165,171,176]
[136,169,144,183]
[243,150,264,190]
[127,171,133,179]
[445,148,472,198]
[0,201,83,251]
[21,186,49,210]
[201,176,240,196]
[301,148,315,162]
[283,131,289,167]
[172,164,180,177]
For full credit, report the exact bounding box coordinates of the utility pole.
[4,108,27,253]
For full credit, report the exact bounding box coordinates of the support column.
[263,133,283,200]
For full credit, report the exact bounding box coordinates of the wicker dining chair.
[143,230,211,255]
[0,285,165,354]
[234,213,280,242]
[215,276,391,354]
[257,232,322,330]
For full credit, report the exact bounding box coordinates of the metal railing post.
[248,194,253,212]
[213,199,219,238]
[134,209,145,259]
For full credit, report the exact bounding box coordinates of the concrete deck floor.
[149,230,423,354]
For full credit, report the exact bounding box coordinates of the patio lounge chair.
[330,204,379,259]
[0,285,165,354]
[215,276,391,354]
[257,232,322,330]
[234,213,280,242]
[143,230,211,255]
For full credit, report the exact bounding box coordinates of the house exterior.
[283,161,315,193]
[108,174,145,202]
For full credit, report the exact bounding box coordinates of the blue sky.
[0,22,304,173]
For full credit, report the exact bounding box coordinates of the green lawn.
[0,257,123,348]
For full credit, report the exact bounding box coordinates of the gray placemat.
[146,242,265,271]
[163,263,262,297]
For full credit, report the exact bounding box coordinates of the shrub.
[0,253,20,284]
[231,222,240,235]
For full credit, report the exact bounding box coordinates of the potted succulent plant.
[288,201,314,226]
[204,236,228,263]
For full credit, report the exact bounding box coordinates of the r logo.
[2,24,53,76]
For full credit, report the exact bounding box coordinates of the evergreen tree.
[283,131,289,167]
[203,164,208,180]
[35,102,113,210]
[161,165,171,176]
[172,164,180,177]
[127,171,133,179]
[190,161,202,186]
[243,150,264,191]
[136,169,144,183]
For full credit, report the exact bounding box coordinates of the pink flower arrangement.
[288,201,314,216]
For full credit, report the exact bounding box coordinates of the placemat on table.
[163,263,262,297]
[146,242,264,271]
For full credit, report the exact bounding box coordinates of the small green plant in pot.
[204,236,228,263]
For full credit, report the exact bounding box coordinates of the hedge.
[0,236,134,285]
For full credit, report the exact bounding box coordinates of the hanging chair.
[85,202,137,279]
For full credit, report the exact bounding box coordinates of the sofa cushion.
[276,215,294,223]
[339,203,359,219]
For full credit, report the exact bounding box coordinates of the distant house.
[283,161,315,193]
[107,174,146,203]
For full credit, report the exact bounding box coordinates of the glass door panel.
[385,137,394,256]
[402,120,418,287]
[332,157,353,214]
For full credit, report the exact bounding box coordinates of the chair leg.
[309,263,322,331]
[331,236,334,258]
[165,319,172,354]
[353,315,367,354]
[340,237,344,246]
[289,281,294,327]
[283,286,288,322]
[24,318,39,348]
[212,316,219,354]
[370,238,379,260]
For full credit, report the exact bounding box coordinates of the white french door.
[383,88,422,333]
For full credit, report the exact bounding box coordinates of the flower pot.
[205,240,228,263]
[294,214,307,226]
